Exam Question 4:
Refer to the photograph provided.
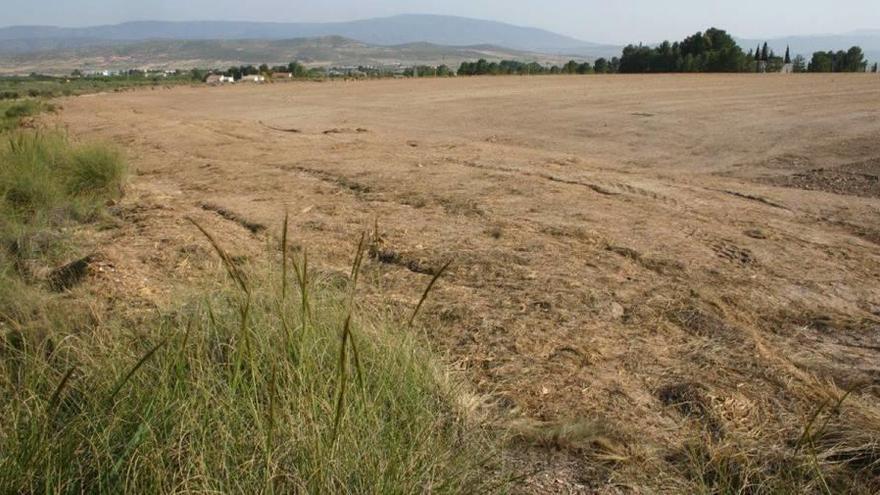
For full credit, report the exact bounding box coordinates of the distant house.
[271,72,293,79]
[240,75,267,83]
[205,74,234,85]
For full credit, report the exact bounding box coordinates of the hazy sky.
[3,0,878,44]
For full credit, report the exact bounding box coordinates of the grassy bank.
[0,128,501,492]
[1,241,500,493]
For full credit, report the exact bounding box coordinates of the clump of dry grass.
[665,383,880,494]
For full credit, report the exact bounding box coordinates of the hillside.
[0,36,574,74]
[0,15,621,58]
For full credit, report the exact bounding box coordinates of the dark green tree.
[619,28,746,73]
[761,42,769,61]
[287,61,307,77]
[593,58,609,73]
[808,51,833,72]
[808,47,867,72]
[845,46,867,71]
[784,46,791,64]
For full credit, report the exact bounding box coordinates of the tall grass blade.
[107,339,166,407]
[331,314,352,446]
[188,217,249,295]
[281,211,289,300]
[47,365,77,414]
[408,260,452,327]
[351,231,366,284]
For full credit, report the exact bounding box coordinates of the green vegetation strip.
[0,74,197,101]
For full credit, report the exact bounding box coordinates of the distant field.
[31,74,880,491]
[0,74,196,99]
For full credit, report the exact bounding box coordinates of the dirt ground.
[55,74,880,492]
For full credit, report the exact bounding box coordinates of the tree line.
[614,28,873,74]
[457,57,620,76]
[617,28,751,72]
[807,47,869,72]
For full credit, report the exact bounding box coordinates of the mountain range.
[0,15,620,57]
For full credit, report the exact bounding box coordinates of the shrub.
[3,100,43,119]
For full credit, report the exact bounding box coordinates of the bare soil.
[53,74,880,492]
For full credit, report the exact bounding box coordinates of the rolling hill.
[0,36,577,74]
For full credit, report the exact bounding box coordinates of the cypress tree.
[755,45,761,61]
[784,46,791,64]
[761,42,769,61]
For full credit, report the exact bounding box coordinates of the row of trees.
[745,43,798,72]
[807,47,869,72]
[404,65,453,77]
[615,28,874,74]
[618,28,752,73]
[456,57,621,76]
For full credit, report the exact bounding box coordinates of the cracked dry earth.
[55,74,880,492]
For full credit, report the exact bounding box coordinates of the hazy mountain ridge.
[0,15,621,57]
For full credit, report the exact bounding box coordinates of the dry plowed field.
[57,74,880,491]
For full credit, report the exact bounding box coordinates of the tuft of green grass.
[0,130,126,272]
[0,100,55,132]
[64,143,126,197]
[0,223,503,493]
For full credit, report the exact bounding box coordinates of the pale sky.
[2,0,878,44]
